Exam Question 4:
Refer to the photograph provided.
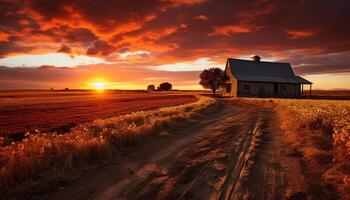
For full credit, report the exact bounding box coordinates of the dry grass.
[0,95,216,193]
[250,98,350,199]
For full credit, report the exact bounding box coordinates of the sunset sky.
[0,0,349,90]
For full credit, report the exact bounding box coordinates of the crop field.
[303,90,350,99]
[0,95,215,194]
[272,98,350,162]
[245,98,350,198]
[1,93,349,199]
[0,90,198,138]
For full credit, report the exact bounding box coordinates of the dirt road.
[47,100,306,200]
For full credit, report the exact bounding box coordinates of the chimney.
[252,55,261,62]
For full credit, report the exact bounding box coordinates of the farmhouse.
[224,55,312,98]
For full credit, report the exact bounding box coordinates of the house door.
[259,85,265,97]
[226,83,231,93]
[274,83,278,95]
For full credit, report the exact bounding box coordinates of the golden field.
[248,98,350,199]
[274,99,350,163]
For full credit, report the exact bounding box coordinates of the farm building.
[224,55,312,98]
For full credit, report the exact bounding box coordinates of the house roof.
[227,58,312,84]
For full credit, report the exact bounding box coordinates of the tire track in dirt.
[102,102,267,200]
[217,115,264,200]
[48,100,302,200]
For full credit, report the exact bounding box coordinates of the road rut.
[48,100,304,200]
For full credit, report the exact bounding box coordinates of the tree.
[147,84,155,91]
[158,82,172,91]
[199,68,225,97]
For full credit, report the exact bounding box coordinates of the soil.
[42,100,308,200]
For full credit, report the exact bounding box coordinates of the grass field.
[0,90,198,138]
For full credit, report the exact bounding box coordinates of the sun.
[92,82,106,91]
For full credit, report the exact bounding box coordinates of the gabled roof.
[227,58,312,84]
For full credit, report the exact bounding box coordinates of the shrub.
[147,85,155,91]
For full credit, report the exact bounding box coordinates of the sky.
[0,0,349,90]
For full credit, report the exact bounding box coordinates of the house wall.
[237,81,273,97]
[278,83,300,97]
[223,61,237,97]
[237,81,301,98]
[223,59,301,98]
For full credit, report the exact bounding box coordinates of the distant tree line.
[147,82,172,91]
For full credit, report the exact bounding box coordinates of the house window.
[243,85,250,95]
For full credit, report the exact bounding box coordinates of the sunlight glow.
[303,74,350,90]
[152,58,222,71]
[92,82,106,91]
[119,50,151,59]
[0,53,111,67]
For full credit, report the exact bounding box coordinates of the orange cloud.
[0,0,349,82]
[286,30,317,39]
[57,44,72,54]
[195,15,208,21]
[209,25,253,36]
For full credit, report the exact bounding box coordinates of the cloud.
[119,50,151,59]
[0,37,34,58]
[0,0,349,78]
[57,44,72,54]
[286,30,318,39]
[0,53,109,67]
[63,27,97,43]
[209,25,254,36]
[0,64,201,90]
[86,40,115,56]
[195,15,208,21]
[152,57,221,71]
[286,50,350,75]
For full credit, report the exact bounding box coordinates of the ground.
[2,92,347,199]
[0,90,197,138]
[41,99,307,200]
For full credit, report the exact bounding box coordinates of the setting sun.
[92,82,106,91]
